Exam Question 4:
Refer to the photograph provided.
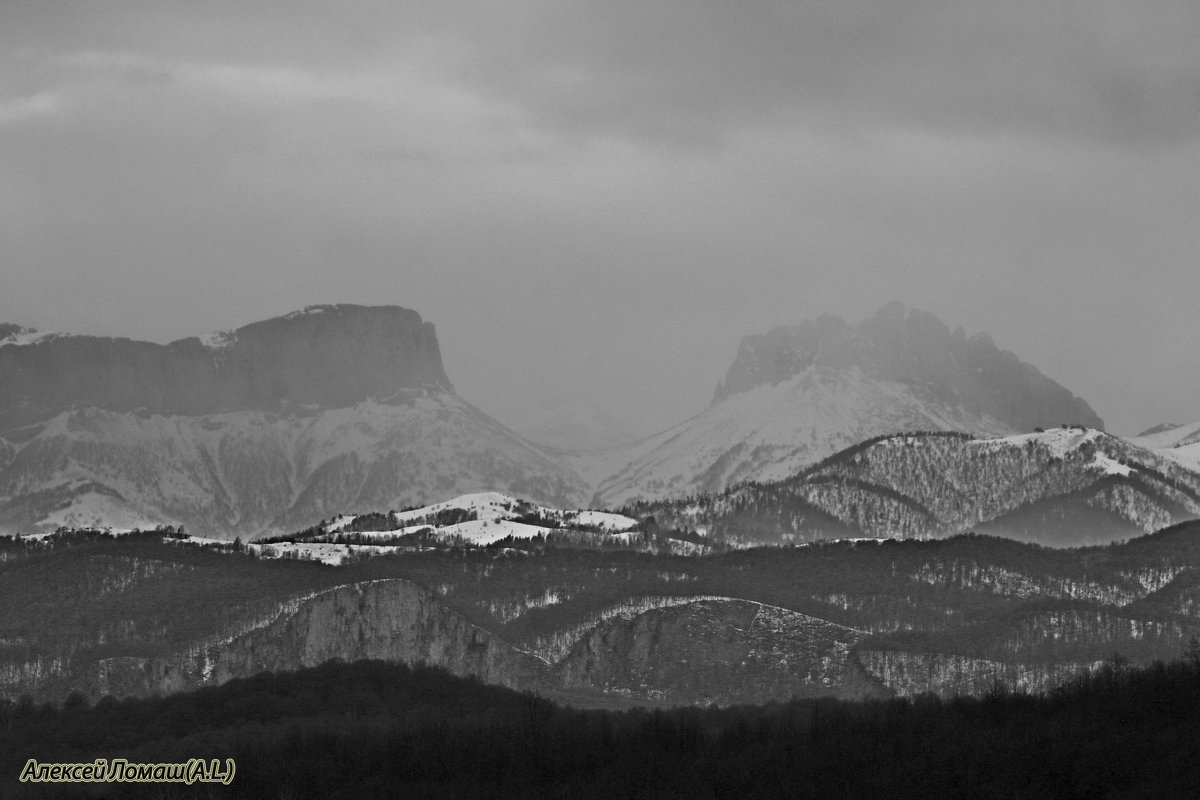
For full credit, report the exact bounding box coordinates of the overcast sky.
[2,1,1198,438]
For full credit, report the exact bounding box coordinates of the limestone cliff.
[0,305,451,430]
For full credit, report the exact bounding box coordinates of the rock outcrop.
[713,302,1103,431]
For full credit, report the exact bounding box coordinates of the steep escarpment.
[0,305,450,430]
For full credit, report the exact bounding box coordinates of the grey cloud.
[435,1,1200,149]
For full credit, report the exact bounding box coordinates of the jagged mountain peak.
[712,303,1103,432]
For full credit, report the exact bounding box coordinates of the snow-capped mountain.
[582,303,1105,506]
[0,306,590,537]
[2,301,1180,542]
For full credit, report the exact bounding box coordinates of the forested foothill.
[6,522,1200,705]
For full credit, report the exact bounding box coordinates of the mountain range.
[1,302,1193,542]
[3,301,1200,711]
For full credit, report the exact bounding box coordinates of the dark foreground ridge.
[2,656,1199,799]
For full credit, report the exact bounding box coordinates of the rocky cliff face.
[713,302,1103,432]
[0,305,451,430]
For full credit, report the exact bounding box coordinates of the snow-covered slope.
[1129,420,1200,473]
[231,491,643,561]
[0,390,591,538]
[0,326,72,348]
[641,427,1200,548]
[580,366,1013,507]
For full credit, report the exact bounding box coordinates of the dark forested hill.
[5,521,1200,707]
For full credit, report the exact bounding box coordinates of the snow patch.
[974,427,1105,459]
[0,328,69,347]
[198,329,237,349]
[562,510,639,531]
[1089,452,1132,476]
[1129,420,1200,474]
[282,305,335,319]
[433,519,557,546]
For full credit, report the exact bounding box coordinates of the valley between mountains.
[2,302,1199,708]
